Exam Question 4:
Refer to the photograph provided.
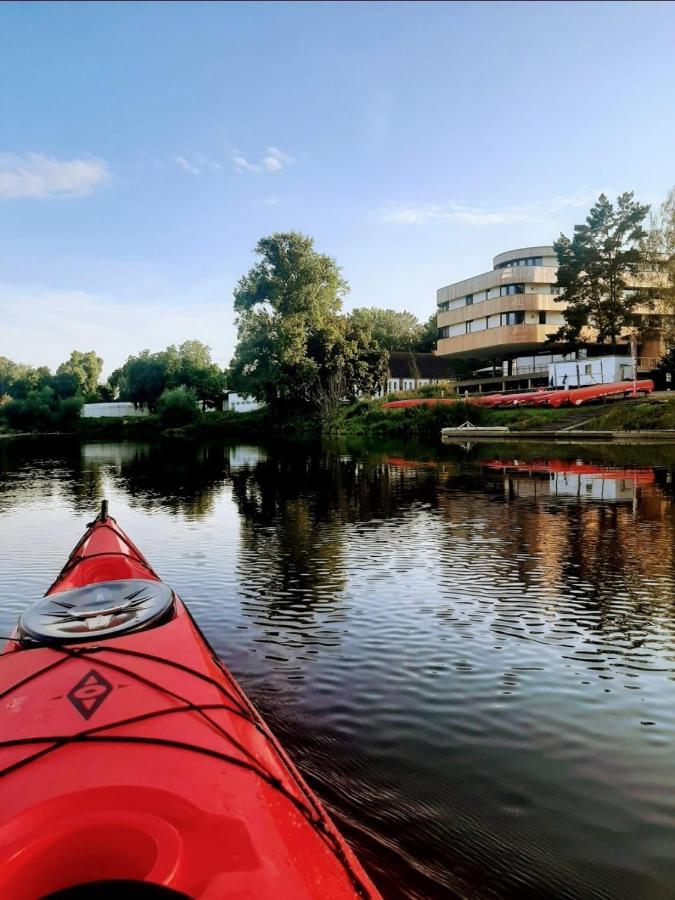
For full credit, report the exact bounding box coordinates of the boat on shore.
[383,379,655,411]
[0,503,379,899]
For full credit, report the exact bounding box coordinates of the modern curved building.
[436,245,566,360]
[436,244,667,389]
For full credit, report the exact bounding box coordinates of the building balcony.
[437,266,556,304]
[437,324,560,359]
[437,294,565,328]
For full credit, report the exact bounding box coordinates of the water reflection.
[1,439,675,898]
[484,459,654,503]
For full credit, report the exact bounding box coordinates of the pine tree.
[552,192,650,350]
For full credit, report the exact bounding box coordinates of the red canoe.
[0,504,380,899]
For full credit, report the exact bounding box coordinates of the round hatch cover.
[19,579,174,644]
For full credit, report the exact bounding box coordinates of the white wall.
[551,473,634,502]
[225,393,263,413]
[549,356,634,387]
[81,402,149,418]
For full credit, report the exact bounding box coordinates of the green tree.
[173,341,226,407]
[416,313,438,352]
[156,385,200,427]
[0,357,29,396]
[109,349,169,410]
[229,232,387,424]
[109,341,225,411]
[349,307,422,351]
[552,192,650,349]
[56,351,103,398]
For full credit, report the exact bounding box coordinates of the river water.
[1,436,675,899]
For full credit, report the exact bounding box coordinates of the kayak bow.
[0,504,380,899]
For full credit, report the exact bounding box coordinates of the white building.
[223,392,263,413]
[548,355,635,388]
[372,351,454,397]
[81,402,149,418]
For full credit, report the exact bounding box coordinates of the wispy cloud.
[549,189,610,209]
[377,191,610,227]
[263,146,293,172]
[0,153,110,199]
[174,153,223,176]
[233,146,294,174]
[233,152,262,174]
[378,202,537,227]
[174,155,201,176]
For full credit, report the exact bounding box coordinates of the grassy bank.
[340,400,587,439]
[580,400,675,431]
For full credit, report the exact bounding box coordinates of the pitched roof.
[387,352,453,379]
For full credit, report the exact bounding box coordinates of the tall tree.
[229,232,387,424]
[0,357,29,396]
[349,308,422,351]
[109,341,225,411]
[552,192,650,349]
[56,351,103,398]
[416,313,438,352]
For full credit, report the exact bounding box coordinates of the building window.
[465,294,473,306]
[465,321,471,333]
[496,255,545,269]
[538,312,546,324]
[500,283,525,296]
[501,311,525,326]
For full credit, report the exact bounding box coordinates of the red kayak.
[0,503,380,899]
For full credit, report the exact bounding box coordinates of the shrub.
[157,386,200,428]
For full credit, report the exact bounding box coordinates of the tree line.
[3,188,674,433]
[0,248,436,429]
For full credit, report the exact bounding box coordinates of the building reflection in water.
[484,459,655,504]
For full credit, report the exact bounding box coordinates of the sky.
[1,0,675,375]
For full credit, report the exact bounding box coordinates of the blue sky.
[1,1,675,374]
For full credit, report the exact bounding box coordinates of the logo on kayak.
[67,669,113,719]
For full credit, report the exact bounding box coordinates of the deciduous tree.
[56,351,103,398]
[229,232,387,425]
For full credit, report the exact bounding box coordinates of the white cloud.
[263,146,294,172]
[549,189,610,209]
[174,155,201,176]
[233,152,262,174]
[377,192,610,227]
[174,154,224,176]
[0,283,236,375]
[378,202,537,227]
[0,153,110,199]
[233,146,294,174]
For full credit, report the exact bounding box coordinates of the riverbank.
[2,398,675,443]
